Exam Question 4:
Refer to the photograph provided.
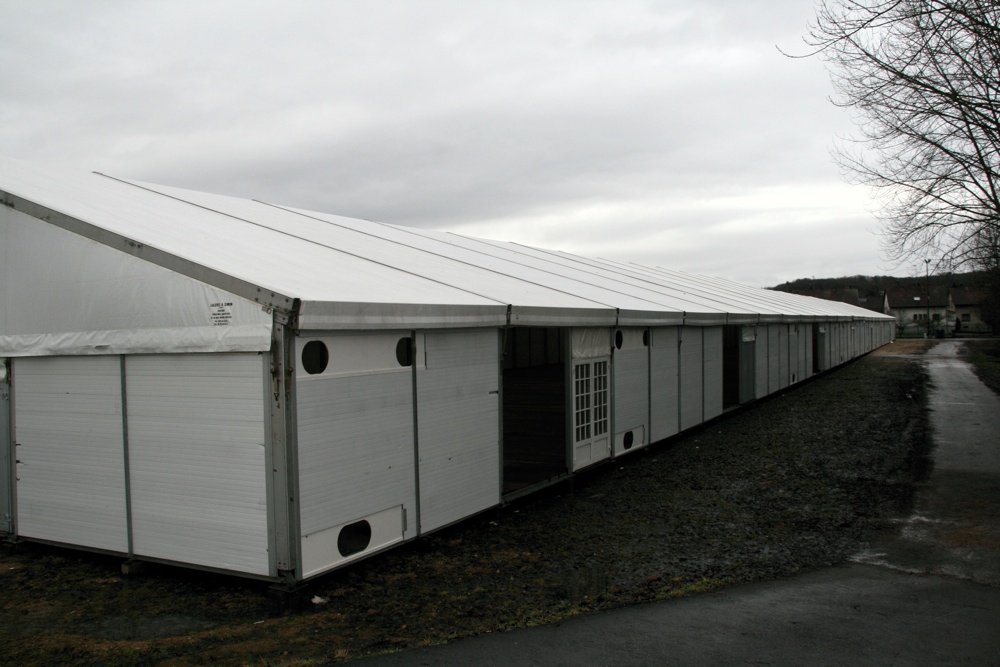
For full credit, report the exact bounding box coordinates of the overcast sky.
[0,1,907,287]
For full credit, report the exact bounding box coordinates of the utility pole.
[924,258,932,337]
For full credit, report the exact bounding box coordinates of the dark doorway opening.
[502,327,568,495]
[723,325,741,409]
[812,323,822,374]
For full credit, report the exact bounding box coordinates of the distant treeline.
[770,270,994,297]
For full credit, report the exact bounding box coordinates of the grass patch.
[656,577,736,600]
[961,338,1000,396]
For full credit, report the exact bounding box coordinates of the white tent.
[0,157,894,582]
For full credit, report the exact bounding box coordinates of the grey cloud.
[0,1,883,288]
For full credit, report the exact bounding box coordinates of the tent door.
[416,330,501,533]
[722,326,741,409]
[13,356,129,552]
[571,357,611,470]
[501,327,567,494]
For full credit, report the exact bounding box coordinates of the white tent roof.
[0,157,891,349]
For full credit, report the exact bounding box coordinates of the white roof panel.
[0,157,892,333]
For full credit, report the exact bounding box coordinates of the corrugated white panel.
[787,325,799,384]
[301,505,405,577]
[650,327,679,442]
[14,356,128,551]
[802,325,810,374]
[818,324,831,372]
[297,333,416,576]
[778,325,790,389]
[802,325,813,379]
[740,330,757,404]
[754,326,769,398]
[126,354,269,576]
[834,323,844,364]
[416,330,501,532]
[1,359,10,534]
[823,322,840,370]
[827,325,836,367]
[679,327,703,431]
[768,325,781,394]
[702,327,723,421]
[612,328,649,456]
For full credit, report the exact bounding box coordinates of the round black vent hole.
[623,431,634,450]
[301,340,329,375]
[396,337,413,367]
[337,520,372,557]
[615,330,624,349]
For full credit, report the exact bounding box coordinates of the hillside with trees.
[771,271,997,333]
[771,271,991,297]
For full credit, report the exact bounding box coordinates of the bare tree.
[797,0,1000,275]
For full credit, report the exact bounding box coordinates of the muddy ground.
[1,340,937,666]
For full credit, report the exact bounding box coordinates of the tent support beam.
[267,309,301,582]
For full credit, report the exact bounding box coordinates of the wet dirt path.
[852,340,1000,585]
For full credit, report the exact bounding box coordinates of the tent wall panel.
[816,324,830,372]
[754,326,769,399]
[778,324,790,389]
[767,325,781,394]
[650,327,679,442]
[788,325,799,385]
[1,359,10,535]
[126,353,269,576]
[702,327,723,421]
[739,326,756,404]
[13,356,128,551]
[829,324,837,367]
[679,327,704,431]
[296,333,415,577]
[837,323,846,365]
[842,323,849,363]
[827,324,834,369]
[612,328,649,456]
[802,324,813,380]
[416,329,501,533]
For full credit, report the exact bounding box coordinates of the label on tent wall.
[210,302,233,326]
